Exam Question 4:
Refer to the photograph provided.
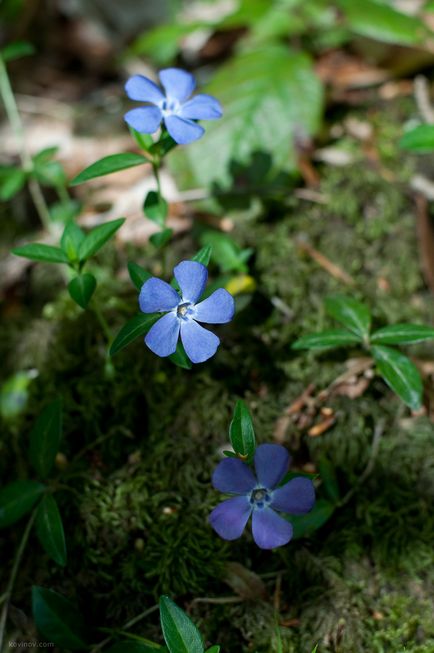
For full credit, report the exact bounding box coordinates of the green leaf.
[144,191,168,227]
[78,217,125,261]
[338,0,426,45]
[0,480,45,528]
[129,128,154,152]
[371,323,434,345]
[12,243,70,264]
[68,273,97,309]
[317,457,340,504]
[70,153,148,186]
[150,133,177,158]
[325,295,371,339]
[169,342,192,370]
[150,228,173,249]
[229,400,256,458]
[49,199,81,224]
[110,314,160,356]
[0,370,34,422]
[128,262,152,290]
[0,166,26,200]
[60,221,85,261]
[205,647,220,653]
[372,345,423,410]
[32,586,88,650]
[200,231,252,273]
[292,329,361,350]
[1,40,35,62]
[160,596,204,653]
[289,499,335,539]
[169,45,323,187]
[130,22,206,66]
[191,246,212,266]
[32,150,66,188]
[29,398,62,478]
[35,495,67,566]
[399,124,434,153]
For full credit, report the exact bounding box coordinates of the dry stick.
[0,510,37,651]
[90,604,159,653]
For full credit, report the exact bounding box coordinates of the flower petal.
[139,278,180,313]
[125,75,165,104]
[180,320,220,364]
[174,260,207,303]
[164,115,205,145]
[212,458,256,494]
[145,312,180,358]
[271,477,315,515]
[251,508,293,549]
[194,289,235,324]
[159,68,195,102]
[179,94,223,120]
[209,496,251,541]
[124,107,162,134]
[254,444,290,489]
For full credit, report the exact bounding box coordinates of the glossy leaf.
[29,398,62,478]
[12,243,70,264]
[289,499,335,539]
[1,40,35,62]
[325,295,371,339]
[128,262,152,290]
[229,400,256,458]
[35,495,67,566]
[32,586,88,650]
[191,246,212,266]
[60,221,85,261]
[372,345,423,410]
[169,342,192,370]
[110,314,160,356]
[339,0,425,45]
[371,323,434,345]
[78,217,125,261]
[400,124,434,153]
[292,329,361,350]
[160,596,204,653]
[144,191,168,227]
[0,480,45,528]
[70,153,148,185]
[68,273,97,309]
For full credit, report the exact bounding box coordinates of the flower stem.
[92,298,112,344]
[0,56,52,231]
[0,509,37,650]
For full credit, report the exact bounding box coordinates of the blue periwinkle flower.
[209,444,315,549]
[139,260,234,363]
[124,68,222,145]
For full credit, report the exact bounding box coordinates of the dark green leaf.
[288,499,335,539]
[70,153,148,186]
[150,133,177,158]
[292,329,361,350]
[144,191,168,227]
[338,0,425,45]
[371,323,434,345]
[325,295,371,339]
[128,262,152,290]
[12,243,70,264]
[191,246,212,266]
[169,342,192,370]
[0,166,26,200]
[400,124,434,153]
[150,228,173,249]
[35,495,67,566]
[29,398,62,478]
[78,217,125,261]
[317,457,340,504]
[0,480,45,528]
[229,400,256,458]
[200,231,252,273]
[68,273,97,309]
[60,221,85,261]
[110,314,160,356]
[32,586,88,650]
[372,345,423,410]
[1,40,35,62]
[160,596,204,653]
[205,647,220,653]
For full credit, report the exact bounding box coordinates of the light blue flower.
[124,68,222,145]
[139,260,234,363]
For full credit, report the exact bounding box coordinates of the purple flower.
[209,444,315,549]
[124,68,222,145]
[139,260,234,364]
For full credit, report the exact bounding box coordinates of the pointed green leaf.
[205,647,220,653]
[288,499,335,539]
[144,191,168,227]
[400,124,434,153]
[12,243,70,264]
[371,324,434,345]
[68,273,97,309]
[128,262,152,290]
[0,480,45,528]
[70,153,148,185]
[292,329,361,350]
[150,228,173,249]
[169,342,192,370]
[29,398,62,478]
[191,246,212,266]
[160,596,204,653]
[325,295,371,339]
[32,586,88,650]
[150,134,177,158]
[1,41,35,62]
[110,314,160,356]
[78,217,125,261]
[61,221,85,261]
[372,345,423,410]
[0,166,26,200]
[35,495,67,566]
[229,400,256,458]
